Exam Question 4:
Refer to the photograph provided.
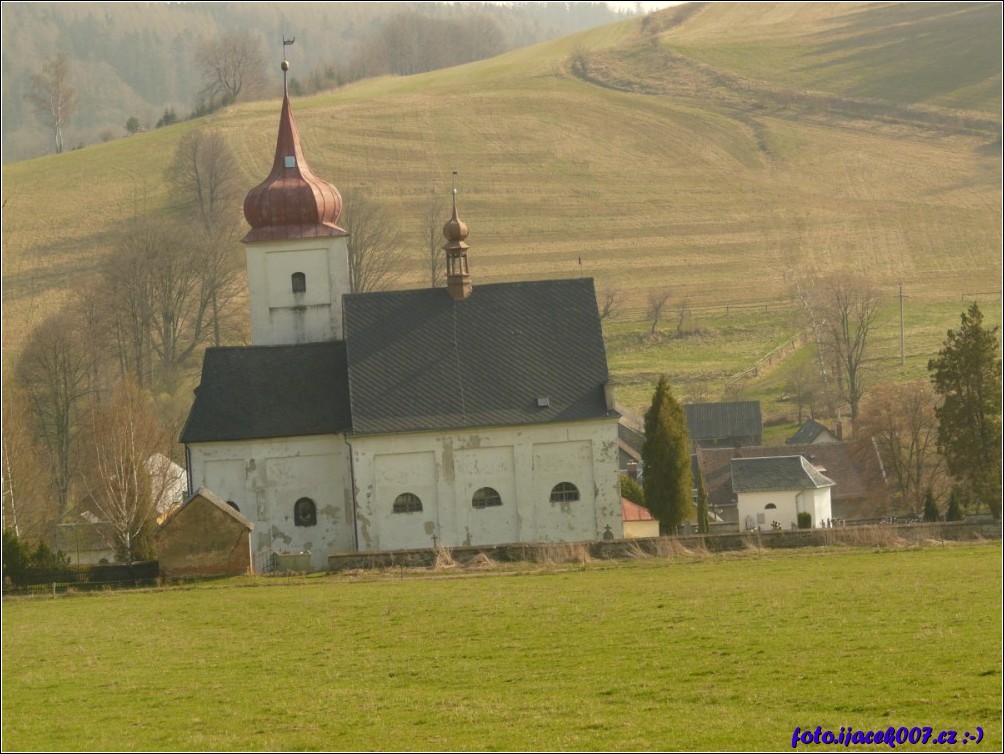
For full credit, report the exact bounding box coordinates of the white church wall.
[187,434,353,571]
[245,236,350,345]
[372,450,438,550]
[454,446,518,546]
[349,418,621,552]
[531,440,596,541]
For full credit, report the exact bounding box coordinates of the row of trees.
[15,3,627,158]
[2,128,249,558]
[635,301,1001,532]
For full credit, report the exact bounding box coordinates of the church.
[181,70,623,572]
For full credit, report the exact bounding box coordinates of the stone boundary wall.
[327,521,1001,572]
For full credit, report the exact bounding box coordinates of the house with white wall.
[733,455,834,531]
[180,68,622,571]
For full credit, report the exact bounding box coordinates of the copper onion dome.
[442,189,469,251]
[243,73,346,243]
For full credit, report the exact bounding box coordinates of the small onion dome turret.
[442,189,469,252]
[243,69,346,243]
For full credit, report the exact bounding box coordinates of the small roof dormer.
[243,61,346,243]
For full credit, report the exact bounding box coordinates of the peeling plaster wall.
[350,418,621,551]
[187,434,352,571]
[245,236,350,345]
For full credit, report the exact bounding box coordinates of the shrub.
[797,511,812,529]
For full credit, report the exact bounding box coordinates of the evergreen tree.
[696,469,710,534]
[945,487,965,522]
[642,375,693,534]
[922,488,939,522]
[928,303,1002,519]
[620,475,645,507]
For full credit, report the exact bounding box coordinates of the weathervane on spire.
[281,35,295,93]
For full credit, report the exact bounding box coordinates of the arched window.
[472,487,502,509]
[226,501,240,512]
[765,503,777,510]
[393,493,423,514]
[549,482,580,503]
[294,497,317,527]
[291,272,306,293]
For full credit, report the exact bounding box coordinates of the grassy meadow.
[2,3,999,416]
[2,542,1001,751]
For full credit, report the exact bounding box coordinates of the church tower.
[242,61,351,345]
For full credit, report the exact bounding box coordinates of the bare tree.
[165,129,244,235]
[646,289,671,336]
[15,310,93,517]
[598,288,622,321]
[852,380,946,515]
[104,218,235,385]
[165,129,245,346]
[341,189,406,293]
[785,360,821,424]
[2,375,59,542]
[421,193,447,288]
[793,273,837,418]
[24,53,78,154]
[463,14,505,61]
[80,380,176,564]
[569,44,591,77]
[817,276,882,424]
[191,228,245,348]
[196,31,266,108]
[675,298,690,337]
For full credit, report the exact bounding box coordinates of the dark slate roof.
[344,278,612,435]
[731,456,835,493]
[787,418,833,444]
[618,420,645,465]
[180,341,352,443]
[697,443,867,510]
[684,401,762,441]
[618,421,645,454]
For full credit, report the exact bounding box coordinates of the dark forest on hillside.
[1,1,631,162]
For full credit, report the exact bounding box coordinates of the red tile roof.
[243,92,347,243]
[621,498,656,521]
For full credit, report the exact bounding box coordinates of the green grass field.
[1,3,999,415]
[3,543,1001,751]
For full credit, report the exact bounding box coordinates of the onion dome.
[442,188,469,252]
[243,69,346,243]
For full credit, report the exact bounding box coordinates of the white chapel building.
[181,74,623,571]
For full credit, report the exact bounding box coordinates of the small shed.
[156,487,253,578]
[621,498,660,539]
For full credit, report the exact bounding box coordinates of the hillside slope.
[3,3,1000,409]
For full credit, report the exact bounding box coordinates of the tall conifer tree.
[642,376,693,534]
[928,302,1002,519]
